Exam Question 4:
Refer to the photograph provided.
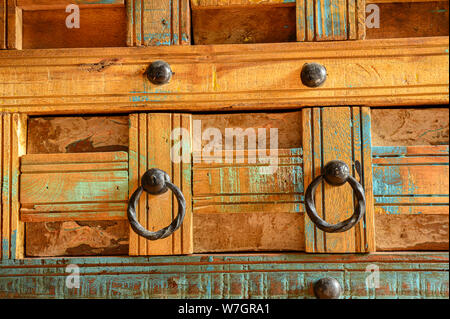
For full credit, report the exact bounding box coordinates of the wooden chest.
[0,0,448,299]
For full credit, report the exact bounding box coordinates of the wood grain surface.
[0,37,447,114]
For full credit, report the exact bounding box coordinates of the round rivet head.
[146,60,173,85]
[300,62,327,87]
[141,168,170,195]
[314,277,342,299]
[323,160,350,186]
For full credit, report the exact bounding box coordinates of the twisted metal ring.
[305,161,366,233]
[127,169,186,240]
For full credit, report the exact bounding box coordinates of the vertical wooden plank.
[352,107,363,252]
[296,0,306,41]
[322,107,355,252]
[356,0,366,40]
[1,113,26,260]
[10,114,26,259]
[303,107,375,253]
[361,107,375,252]
[0,0,6,49]
[306,0,315,41]
[7,1,22,49]
[1,114,11,260]
[127,0,190,46]
[128,113,192,256]
[146,113,172,255]
[138,113,148,255]
[129,114,139,255]
[297,0,362,41]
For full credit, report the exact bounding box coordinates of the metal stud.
[313,277,342,299]
[300,62,327,87]
[146,60,173,85]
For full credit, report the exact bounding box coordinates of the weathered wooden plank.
[25,115,130,257]
[302,107,375,253]
[192,1,296,44]
[127,0,190,46]
[376,214,449,251]
[128,113,193,256]
[371,108,449,147]
[19,152,129,222]
[193,212,305,252]
[366,1,449,39]
[7,0,21,49]
[296,0,365,41]
[0,0,6,49]
[17,0,124,10]
[1,113,27,260]
[1,37,447,115]
[22,6,127,49]
[0,253,448,298]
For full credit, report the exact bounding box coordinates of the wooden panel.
[193,149,303,214]
[129,113,192,256]
[372,145,449,251]
[7,1,21,49]
[194,212,305,252]
[0,0,5,49]
[25,115,130,258]
[0,113,27,260]
[20,152,129,222]
[0,37,447,115]
[127,0,190,46]
[371,108,449,146]
[191,1,296,45]
[302,107,375,253]
[17,0,125,10]
[191,112,304,253]
[22,7,126,49]
[376,214,448,251]
[366,1,449,39]
[0,253,448,298]
[296,0,365,41]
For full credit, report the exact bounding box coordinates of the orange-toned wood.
[302,107,375,253]
[17,0,124,10]
[366,1,449,39]
[191,0,296,45]
[22,6,127,49]
[127,0,190,46]
[7,0,21,49]
[296,0,365,41]
[191,112,304,253]
[0,0,6,49]
[0,37,448,115]
[371,107,449,252]
[19,152,129,222]
[128,113,193,256]
[1,113,27,260]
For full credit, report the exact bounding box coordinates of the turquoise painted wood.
[0,253,448,298]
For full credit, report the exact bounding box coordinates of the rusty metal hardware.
[314,277,342,299]
[127,168,186,240]
[300,62,327,87]
[146,60,173,85]
[304,160,366,233]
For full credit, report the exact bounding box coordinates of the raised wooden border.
[0,113,27,260]
[0,36,448,115]
[302,107,375,253]
[0,252,447,298]
[127,0,190,46]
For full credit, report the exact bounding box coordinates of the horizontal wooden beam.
[17,0,124,10]
[0,36,448,115]
[0,252,448,298]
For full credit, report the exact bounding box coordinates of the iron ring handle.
[305,160,366,233]
[127,168,186,240]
